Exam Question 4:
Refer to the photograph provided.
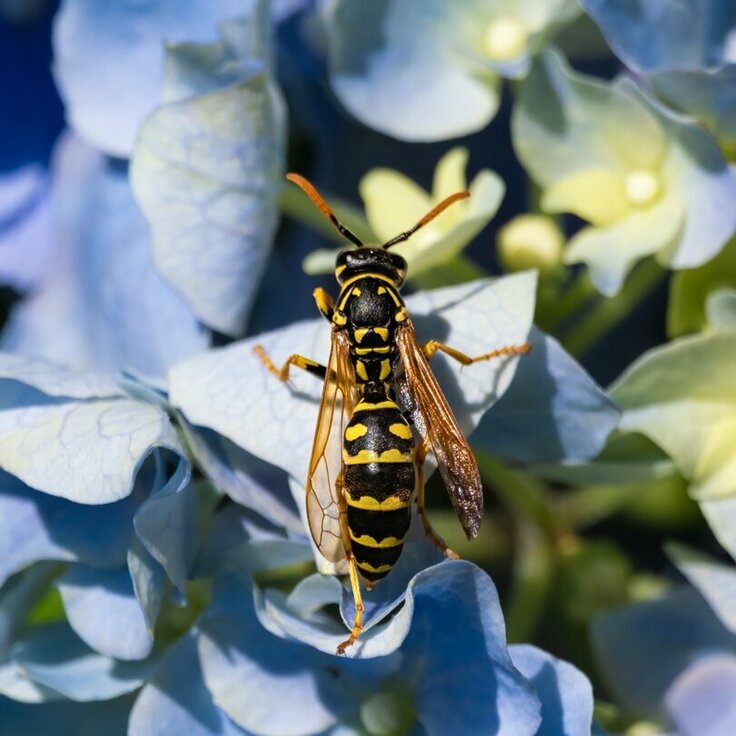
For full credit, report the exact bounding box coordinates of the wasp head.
[335,247,407,288]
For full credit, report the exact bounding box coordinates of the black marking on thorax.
[336,274,405,387]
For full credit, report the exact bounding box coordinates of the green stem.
[551,485,641,531]
[562,258,666,357]
[476,452,556,642]
[279,185,376,245]
[410,255,489,290]
[539,270,596,331]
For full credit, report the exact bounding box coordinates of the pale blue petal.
[0,694,134,736]
[128,633,248,736]
[53,0,251,156]
[0,352,122,400]
[0,165,53,291]
[202,563,541,735]
[665,654,736,736]
[254,525,444,651]
[401,563,542,736]
[651,66,736,143]
[667,543,736,634]
[182,423,302,534]
[474,328,619,463]
[581,0,735,71]
[58,565,152,661]
[0,396,183,504]
[700,495,736,562]
[193,504,312,578]
[324,0,501,141]
[592,586,736,719]
[0,471,144,587]
[0,660,61,704]
[644,81,736,270]
[199,574,371,735]
[509,644,594,736]
[133,455,194,592]
[2,135,208,377]
[170,273,536,484]
[11,622,155,701]
[130,18,285,336]
[127,535,167,636]
[581,0,736,142]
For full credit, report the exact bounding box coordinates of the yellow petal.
[432,146,470,200]
[542,169,629,226]
[360,169,432,244]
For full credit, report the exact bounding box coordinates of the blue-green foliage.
[1,0,735,734]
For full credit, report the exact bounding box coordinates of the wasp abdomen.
[343,395,415,583]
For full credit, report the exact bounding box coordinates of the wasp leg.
[415,439,459,560]
[336,554,364,655]
[422,340,531,365]
[313,288,335,322]
[253,345,327,382]
[336,470,364,654]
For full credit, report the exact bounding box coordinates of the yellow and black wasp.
[255,173,530,653]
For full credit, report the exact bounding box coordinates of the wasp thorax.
[335,248,407,288]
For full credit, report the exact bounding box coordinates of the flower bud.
[497,214,564,275]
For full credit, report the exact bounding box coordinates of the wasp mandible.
[255,173,530,653]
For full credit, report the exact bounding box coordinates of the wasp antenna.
[286,173,364,248]
[383,191,470,249]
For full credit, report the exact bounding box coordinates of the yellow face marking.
[353,399,398,412]
[395,307,408,322]
[377,286,387,294]
[345,424,368,441]
[356,560,393,574]
[349,529,405,548]
[389,423,413,440]
[355,346,391,355]
[343,448,413,464]
[335,264,347,279]
[346,493,410,511]
[355,361,369,381]
[374,327,389,341]
[379,359,391,380]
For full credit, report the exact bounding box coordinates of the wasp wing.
[305,329,357,563]
[395,320,483,539]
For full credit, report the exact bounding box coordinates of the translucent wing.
[395,320,483,539]
[306,329,357,562]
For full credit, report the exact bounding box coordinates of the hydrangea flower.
[125,505,596,736]
[581,0,736,151]
[593,584,736,736]
[611,325,736,501]
[323,0,580,141]
[191,557,595,735]
[513,50,736,295]
[302,148,504,280]
[0,354,195,681]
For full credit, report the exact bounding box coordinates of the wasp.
[255,173,530,653]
